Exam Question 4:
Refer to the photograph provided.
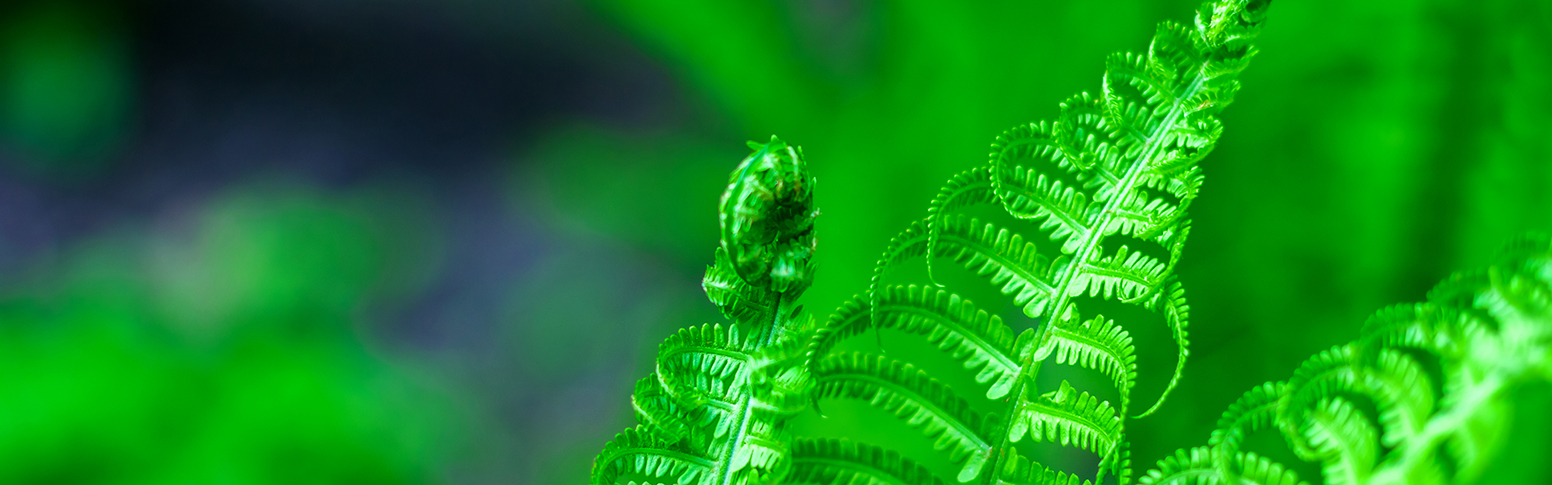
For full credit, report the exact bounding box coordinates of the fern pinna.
[591,136,821,484]
[1141,235,1552,485]
[804,0,1270,483]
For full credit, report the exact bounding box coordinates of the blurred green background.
[0,0,1546,483]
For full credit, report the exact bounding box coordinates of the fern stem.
[760,292,785,348]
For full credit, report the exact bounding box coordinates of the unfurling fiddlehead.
[592,136,820,485]
[1141,235,1552,485]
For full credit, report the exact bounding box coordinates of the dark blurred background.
[0,0,1547,483]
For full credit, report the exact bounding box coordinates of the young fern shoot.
[805,0,1272,483]
[592,137,820,485]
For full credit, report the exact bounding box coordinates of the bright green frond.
[995,164,1095,254]
[996,447,1094,485]
[593,426,715,485]
[1278,345,1361,460]
[1069,246,1169,303]
[1207,381,1285,463]
[1041,314,1137,408]
[1011,381,1122,457]
[718,136,816,295]
[989,121,1060,174]
[872,217,1061,321]
[1301,398,1378,485]
[754,0,1278,483]
[814,352,994,481]
[788,439,946,485]
[813,285,1023,399]
[1137,279,1191,418]
[1361,349,1435,447]
[1054,92,1118,177]
[633,375,720,444]
[926,166,998,284]
[1137,447,1305,485]
[656,323,750,407]
[747,336,815,416]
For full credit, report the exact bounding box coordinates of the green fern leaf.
[1144,235,1552,485]
[594,426,715,485]
[1139,280,1192,419]
[1040,314,1138,408]
[1301,398,1378,485]
[1010,380,1122,457]
[873,216,1062,322]
[925,166,999,284]
[814,352,994,481]
[789,438,946,485]
[996,446,1094,485]
[1361,349,1435,447]
[633,374,718,444]
[996,164,1095,254]
[656,323,749,408]
[1069,245,1169,303]
[1206,381,1285,477]
[812,285,1027,400]
[1136,447,1305,485]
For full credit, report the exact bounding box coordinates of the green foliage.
[1142,235,1552,484]
[0,184,454,484]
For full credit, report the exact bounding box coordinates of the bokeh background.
[0,0,1547,483]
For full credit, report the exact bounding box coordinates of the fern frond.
[593,426,715,485]
[718,135,817,296]
[1010,380,1122,457]
[996,446,1094,485]
[1069,246,1169,303]
[656,323,750,407]
[789,438,946,485]
[814,352,994,481]
[748,333,816,416]
[1136,447,1305,485]
[925,166,998,284]
[1105,190,1187,241]
[1276,345,1362,458]
[1360,349,1435,447]
[1356,303,1454,360]
[1041,314,1138,407]
[1206,381,1285,474]
[812,285,1025,399]
[995,165,1095,254]
[633,375,718,444]
[1301,398,1378,485]
[1146,234,1552,485]
[872,217,1062,321]
[1138,280,1191,418]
